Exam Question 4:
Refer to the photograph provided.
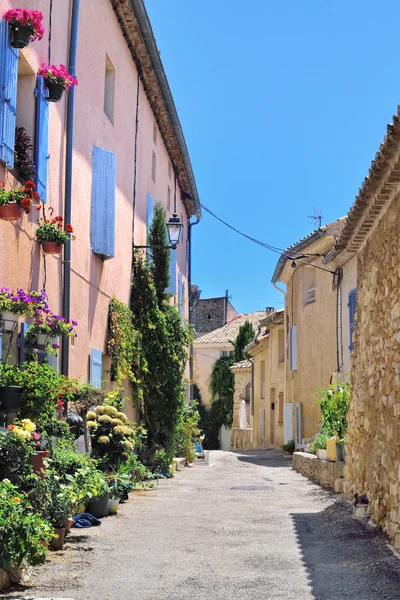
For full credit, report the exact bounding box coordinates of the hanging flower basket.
[38,64,78,103]
[0,203,22,221]
[2,9,44,49]
[34,332,50,349]
[0,385,23,413]
[41,241,63,255]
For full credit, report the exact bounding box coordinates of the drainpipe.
[188,216,199,401]
[273,281,288,437]
[61,0,80,377]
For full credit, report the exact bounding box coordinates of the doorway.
[270,388,276,446]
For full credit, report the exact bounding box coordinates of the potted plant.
[2,9,44,48]
[14,127,36,183]
[308,433,328,460]
[37,64,78,102]
[0,287,48,333]
[35,216,74,254]
[0,365,24,413]
[28,313,78,351]
[282,439,295,455]
[318,380,350,463]
[46,471,76,550]
[85,469,109,519]
[0,180,41,221]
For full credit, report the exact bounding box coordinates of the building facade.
[191,291,238,337]
[0,0,200,415]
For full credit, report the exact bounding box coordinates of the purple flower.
[72,320,78,326]
[52,343,60,349]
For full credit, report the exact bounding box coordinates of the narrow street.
[10,451,400,600]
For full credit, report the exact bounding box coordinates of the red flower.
[56,400,64,407]
[25,180,35,189]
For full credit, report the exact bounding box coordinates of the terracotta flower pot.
[50,527,65,550]
[65,518,73,532]
[41,241,63,255]
[9,23,33,48]
[0,203,22,221]
[45,80,65,103]
[29,450,49,480]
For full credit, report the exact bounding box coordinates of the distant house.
[193,311,266,408]
[271,219,346,445]
[190,289,238,337]
[337,107,400,549]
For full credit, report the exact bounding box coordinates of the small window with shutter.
[348,288,357,355]
[35,76,49,201]
[91,146,116,259]
[0,19,18,167]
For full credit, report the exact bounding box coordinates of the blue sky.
[145,0,400,314]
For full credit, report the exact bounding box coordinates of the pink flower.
[33,433,41,441]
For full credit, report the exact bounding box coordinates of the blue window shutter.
[19,322,29,367]
[90,348,103,389]
[168,249,177,294]
[35,76,49,202]
[0,20,18,167]
[290,326,297,371]
[348,289,358,354]
[91,146,116,259]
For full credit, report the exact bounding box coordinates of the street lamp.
[134,213,184,250]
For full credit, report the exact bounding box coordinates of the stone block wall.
[192,297,238,336]
[293,452,345,489]
[343,194,400,548]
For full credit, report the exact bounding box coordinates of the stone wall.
[192,298,238,336]
[293,452,345,490]
[343,194,400,548]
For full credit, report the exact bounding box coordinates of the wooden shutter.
[91,146,116,259]
[290,326,297,371]
[90,348,103,389]
[0,20,18,167]
[278,392,284,424]
[35,76,49,202]
[348,289,357,354]
[167,249,177,295]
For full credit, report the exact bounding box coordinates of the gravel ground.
[4,450,400,600]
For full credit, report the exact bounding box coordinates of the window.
[259,408,265,440]
[304,266,316,304]
[91,146,116,259]
[151,152,156,183]
[90,348,103,388]
[168,160,172,179]
[260,360,265,398]
[167,186,171,212]
[278,328,285,364]
[0,20,18,167]
[103,55,115,123]
[221,350,234,358]
[349,288,358,355]
[153,122,157,144]
[290,326,297,371]
[278,391,284,424]
[245,383,251,403]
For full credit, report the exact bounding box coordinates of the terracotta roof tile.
[194,311,266,345]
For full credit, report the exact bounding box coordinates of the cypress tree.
[148,203,170,307]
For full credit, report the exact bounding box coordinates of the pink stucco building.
[0,0,201,412]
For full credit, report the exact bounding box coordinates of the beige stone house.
[271,220,346,445]
[338,107,400,548]
[193,311,266,408]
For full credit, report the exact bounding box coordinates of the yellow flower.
[20,419,36,432]
[86,411,97,421]
[97,436,110,444]
[102,405,118,417]
[2,479,10,484]
[98,414,113,424]
[87,421,97,429]
[13,497,21,503]
[111,418,124,426]
[116,412,128,423]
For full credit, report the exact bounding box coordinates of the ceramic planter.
[0,203,22,221]
[45,80,65,103]
[29,450,49,480]
[41,241,63,255]
[317,449,328,461]
[87,492,109,518]
[9,23,33,48]
[0,386,23,413]
[108,498,120,515]
[50,527,65,550]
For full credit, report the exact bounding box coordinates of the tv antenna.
[308,208,323,229]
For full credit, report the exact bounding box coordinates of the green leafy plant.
[35,216,74,245]
[174,400,200,462]
[148,203,171,306]
[45,469,77,528]
[0,480,53,570]
[282,439,295,453]
[231,320,254,362]
[0,429,32,486]
[0,179,41,213]
[107,297,140,383]
[308,433,329,454]
[317,380,350,441]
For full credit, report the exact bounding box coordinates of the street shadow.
[232,449,293,469]
[292,500,400,599]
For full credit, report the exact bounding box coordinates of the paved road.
[9,450,400,599]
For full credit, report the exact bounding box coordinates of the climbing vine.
[107,298,139,383]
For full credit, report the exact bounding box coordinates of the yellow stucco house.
[271,220,347,445]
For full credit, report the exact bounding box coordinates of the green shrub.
[317,380,350,441]
[0,480,53,570]
[282,439,295,453]
[308,433,329,454]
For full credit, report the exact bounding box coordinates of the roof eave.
[271,230,325,283]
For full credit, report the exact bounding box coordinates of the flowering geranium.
[0,180,41,214]
[8,419,41,448]
[0,287,48,316]
[35,216,75,245]
[38,64,78,92]
[2,9,44,42]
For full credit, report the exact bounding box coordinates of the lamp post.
[134,213,183,250]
